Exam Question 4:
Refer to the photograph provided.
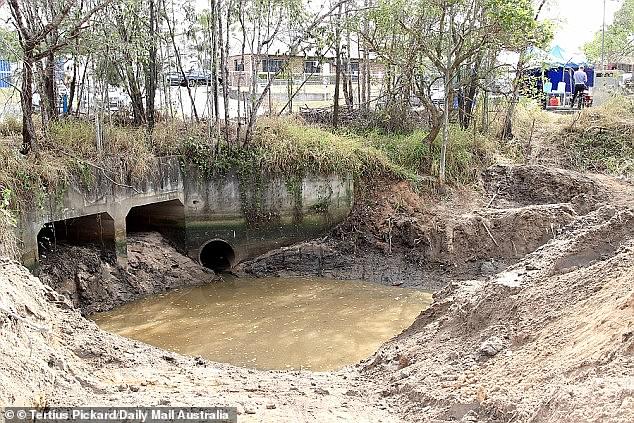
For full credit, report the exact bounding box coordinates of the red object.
[548,96,560,107]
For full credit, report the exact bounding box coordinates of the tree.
[367,0,544,183]
[500,0,552,140]
[238,0,351,143]
[0,26,20,62]
[584,0,634,66]
[8,0,114,154]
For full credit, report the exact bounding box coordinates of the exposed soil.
[0,259,394,422]
[364,204,634,422]
[2,163,633,422]
[38,232,218,314]
[237,164,613,290]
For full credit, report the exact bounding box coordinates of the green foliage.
[0,140,70,214]
[181,117,494,186]
[49,119,156,179]
[0,26,20,62]
[0,187,19,260]
[365,126,494,185]
[1,114,500,223]
[179,118,415,181]
[584,0,634,63]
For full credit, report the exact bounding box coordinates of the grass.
[562,96,634,176]
[179,116,496,185]
[0,116,21,137]
[513,95,634,177]
[363,125,495,185]
[0,112,504,217]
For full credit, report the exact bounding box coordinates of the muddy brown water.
[93,277,432,371]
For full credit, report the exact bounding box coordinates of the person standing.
[571,66,588,108]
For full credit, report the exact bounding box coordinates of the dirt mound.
[39,232,217,314]
[482,164,609,212]
[363,205,634,422]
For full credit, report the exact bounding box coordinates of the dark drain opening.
[37,212,115,259]
[200,240,236,272]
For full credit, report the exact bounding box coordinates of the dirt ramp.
[0,259,93,406]
[363,205,634,423]
[483,164,609,211]
[394,203,577,266]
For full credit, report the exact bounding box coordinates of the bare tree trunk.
[122,61,146,125]
[236,0,247,143]
[332,3,343,127]
[67,57,78,116]
[43,51,58,122]
[20,50,37,154]
[211,0,220,129]
[163,0,199,122]
[75,57,90,117]
[343,6,353,109]
[145,0,158,131]
[500,0,548,139]
[221,0,230,144]
[439,12,452,186]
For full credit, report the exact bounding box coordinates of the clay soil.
[38,232,218,315]
[1,163,633,422]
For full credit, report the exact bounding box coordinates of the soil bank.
[2,163,633,422]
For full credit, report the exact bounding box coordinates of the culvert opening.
[126,199,186,251]
[200,240,236,272]
[37,212,115,259]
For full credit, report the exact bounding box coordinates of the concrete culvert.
[199,240,236,272]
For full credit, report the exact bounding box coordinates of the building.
[0,60,12,88]
[607,61,634,73]
[226,51,385,106]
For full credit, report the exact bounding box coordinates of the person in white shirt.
[571,66,588,108]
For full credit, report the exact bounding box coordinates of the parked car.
[186,70,213,86]
[167,71,184,86]
[166,70,220,87]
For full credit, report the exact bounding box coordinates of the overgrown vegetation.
[563,96,634,176]
[0,113,503,216]
[2,91,631,223]
[0,117,22,137]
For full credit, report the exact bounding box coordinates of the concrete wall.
[182,171,353,263]
[18,157,353,270]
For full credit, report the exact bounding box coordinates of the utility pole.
[601,0,606,70]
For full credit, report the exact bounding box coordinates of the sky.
[0,0,623,59]
[190,0,625,58]
[540,0,623,55]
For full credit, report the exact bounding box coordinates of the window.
[261,59,284,73]
[349,62,359,75]
[304,60,321,74]
[0,60,11,88]
[234,60,244,71]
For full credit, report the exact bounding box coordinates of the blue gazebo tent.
[526,45,594,95]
